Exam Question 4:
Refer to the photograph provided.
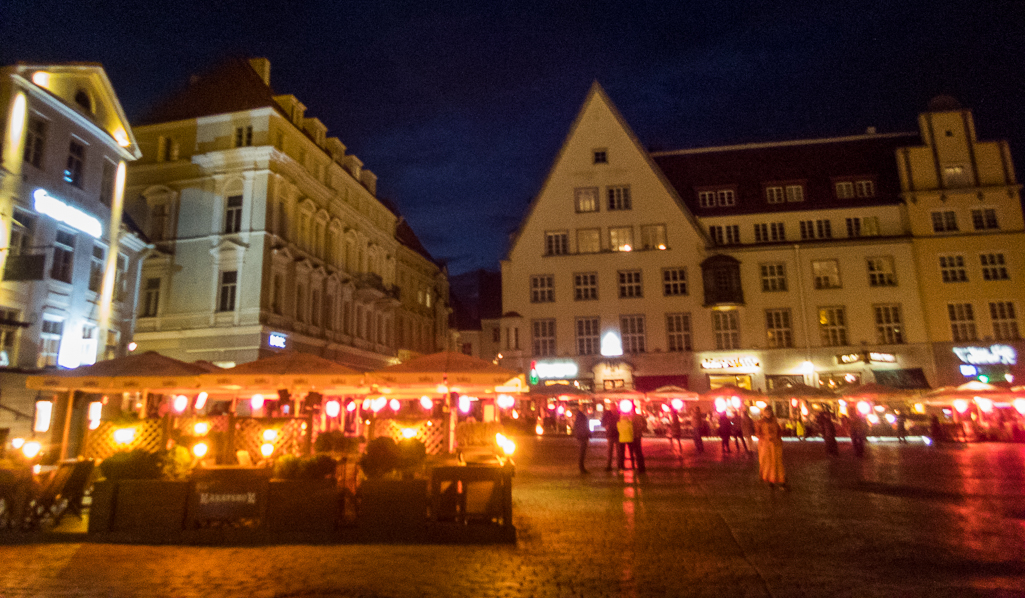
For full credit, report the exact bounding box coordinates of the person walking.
[601,405,620,471]
[731,411,748,453]
[616,411,635,470]
[895,411,908,444]
[691,407,705,453]
[631,407,647,473]
[819,411,839,455]
[669,408,684,454]
[718,411,732,454]
[740,410,755,455]
[849,413,867,457]
[755,407,788,490]
[572,408,591,474]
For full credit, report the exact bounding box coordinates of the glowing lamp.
[547,403,556,410]
[173,395,189,413]
[873,405,885,413]
[260,443,274,457]
[114,128,130,147]
[497,394,516,409]
[346,400,357,412]
[671,399,683,411]
[535,423,544,435]
[750,406,761,417]
[11,438,24,449]
[1013,399,1025,415]
[800,405,809,416]
[884,414,896,424]
[262,429,278,442]
[192,442,208,458]
[756,400,767,409]
[661,403,670,413]
[556,405,565,416]
[856,401,871,415]
[22,441,42,459]
[33,400,52,433]
[867,414,880,424]
[362,398,371,411]
[496,433,516,455]
[459,395,471,413]
[622,244,632,251]
[389,399,400,411]
[194,422,210,436]
[128,342,138,351]
[619,400,633,414]
[113,428,135,444]
[251,394,265,411]
[372,397,387,412]
[913,402,926,414]
[31,71,51,88]
[512,409,519,419]
[975,397,994,413]
[436,384,449,394]
[402,427,417,439]
[88,401,102,430]
[325,400,341,417]
[731,397,742,409]
[790,398,799,408]
[953,399,969,414]
[714,398,726,413]
[194,392,208,410]
[420,396,433,410]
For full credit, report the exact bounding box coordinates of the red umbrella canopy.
[26,351,217,391]
[368,351,522,389]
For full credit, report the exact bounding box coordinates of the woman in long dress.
[755,408,788,490]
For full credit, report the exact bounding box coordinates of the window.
[939,255,968,282]
[754,222,785,242]
[0,308,20,366]
[149,203,169,242]
[766,186,784,204]
[593,150,607,164]
[23,117,46,168]
[948,303,977,342]
[819,307,848,346]
[80,323,97,366]
[576,317,600,355]
[785,185,804,202]
[544,231,569,255]
[571,229,599,254]
[765,309,793,348]
[607,186,631,210]
[141,277,160,317]
[800,220,831,240]
[867,257,896,286]
[530,275,554,303]
[971,208,999,230]
[38,318,63,368]
[88,244,105,293]
[699,189,735,207]
[874,305,904,344]
[666,313,692,351]
[835,182,854,199]
[618,270,642,298]
[74,90,92,112]
[846,218,861,237]
[9,209,35,257]
[114,254,127,302]
[224,195,243,234]
[709,225,739,245]
[931,211,958,232]
[990,302,1019,340]
[532,319,556,357]
[698,191,716,208]
[621,315,646,353]
[235,125,253,147]
[218,271,238,312]
[64,140,85,187]
[573,272,597,301]
[760,263,787,292]
[702,256,744,305]
[712,311,740,350]
[575,187,598,212]
[609,227,633,252]
[855,180,875,197]
[980,253,1009,281]
[311,289,321,327]
[640,224,667,250]
[812,260,841,289]
[943,165,970,187]
[51,230,75,283]
[296,285,307,323]
[662,268,687,296]
[99,160,116,206]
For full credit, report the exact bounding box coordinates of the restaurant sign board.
[836,351,897,365]
[189,473,267,524]
[700,356,759,370]
[952,344,1016,366]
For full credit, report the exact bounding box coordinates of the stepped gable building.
[124,58,451,369]
[0,63,146,437]
[499,83,1023,396]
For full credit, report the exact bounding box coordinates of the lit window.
[64,141,85,187]
[38,318,63,368]
[575,187,598,212]
[819,307,848,347]
[576,229,600,253]
[609,227,633,251]
[812,260,841,289]
[640,224,666,250]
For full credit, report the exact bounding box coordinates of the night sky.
[3,1,1023,275]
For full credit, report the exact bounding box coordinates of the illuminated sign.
[601,332,623,357]
[268,333,287,349]
[836,352,897,365]
[953,344,1016,365]
[701,356,760,370]
[534,360,578,379]
[959,365,978,377]
[33,189,102,238]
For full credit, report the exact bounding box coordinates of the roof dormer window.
[74,90,93,113]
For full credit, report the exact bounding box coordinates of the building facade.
[0,63,145,436]
[499,84,1023,394]
[124,58,451,369]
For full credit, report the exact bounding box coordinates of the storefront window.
[818,372,861,390]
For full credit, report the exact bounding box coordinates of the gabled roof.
[651,132,920,216]
[137,58,285,125]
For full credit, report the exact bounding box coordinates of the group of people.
[572,405,648,473]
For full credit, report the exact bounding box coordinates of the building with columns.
[499,84,1023,395]
[0,63,145,436]
[124,58,451,369]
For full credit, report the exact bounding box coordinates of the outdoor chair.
[26,459,94,529]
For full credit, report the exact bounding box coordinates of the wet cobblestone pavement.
[1,436,1024,597]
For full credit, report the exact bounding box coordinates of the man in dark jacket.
[600,405,620,471]
[573,408,591,474]
[631,408,647,473]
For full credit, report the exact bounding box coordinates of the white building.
[124,58,451,369]
[0,63,145,438]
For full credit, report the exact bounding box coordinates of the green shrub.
[396,438,426,470]
[99,449,163,481]
[273,454,302,479]
[358,437,400,479]
[299,454,337,479]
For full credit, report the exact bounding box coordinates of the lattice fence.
[234,417,311,463]
[81,419,165,460]
[171,415,231,436]
[375,418,448,455]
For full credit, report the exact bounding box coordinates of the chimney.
[865,126,877,135]
[249,58,271,87]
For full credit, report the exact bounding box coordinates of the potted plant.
[356,436,428,542]
[266,454,340,533]
[89,447,191,536]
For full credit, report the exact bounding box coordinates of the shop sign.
[534,360,578,379]
[953,344,1017,366]
[836,351,897,365]
[33,189,102,238]
[269,333,287,349]
[700,356,759,370]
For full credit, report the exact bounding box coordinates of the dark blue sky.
[4,1,1023,275]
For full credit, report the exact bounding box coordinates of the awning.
[633,375,688,393]
[873,368,931,390]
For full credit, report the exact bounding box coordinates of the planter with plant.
[356,436,429,542]
[89,447,191,535]
[266,454,340,532]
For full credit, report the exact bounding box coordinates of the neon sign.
[534,360,578,379]
[953,344,1016,365]
[701,356,760,370]
[268,333,287,349]
[837,352,897,365]
[33,189,102,238]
